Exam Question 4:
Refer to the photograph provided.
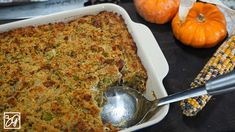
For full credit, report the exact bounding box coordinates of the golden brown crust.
[0,12,147,131]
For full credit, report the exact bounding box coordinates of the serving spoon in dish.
[101,71,235,129]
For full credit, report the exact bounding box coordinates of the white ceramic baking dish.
[0,4,169,132]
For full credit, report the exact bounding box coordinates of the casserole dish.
[0,4,169,131]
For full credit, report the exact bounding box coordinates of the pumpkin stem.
[197,13,205,23]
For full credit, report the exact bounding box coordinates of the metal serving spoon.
[101,71,235,129]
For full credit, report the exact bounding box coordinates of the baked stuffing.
[0,12,147,131]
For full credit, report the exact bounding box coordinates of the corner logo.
[3,112,21,129]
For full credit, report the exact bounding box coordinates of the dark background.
[1,1,235,132]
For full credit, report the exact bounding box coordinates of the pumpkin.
[134,0,180,24]
[172,2,227,48]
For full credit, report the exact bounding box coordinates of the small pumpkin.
[134,0,180,24]
[172,2,227,48]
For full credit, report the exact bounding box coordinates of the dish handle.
[131,22,169,81]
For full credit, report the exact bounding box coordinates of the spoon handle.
[158,71,235,106]
[157,86,207,106]
[206,71,235,95]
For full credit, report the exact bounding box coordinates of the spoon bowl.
[101,86,157,128]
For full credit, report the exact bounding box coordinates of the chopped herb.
[45,49,56,60]
[103,78,111,84]
[41,112,53,121]
[102,52,109,57]
[73,75,79,81]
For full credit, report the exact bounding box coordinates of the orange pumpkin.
[172,2,227,48]
[134,0,180,24]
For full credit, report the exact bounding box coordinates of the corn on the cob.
[180,33,235,116]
